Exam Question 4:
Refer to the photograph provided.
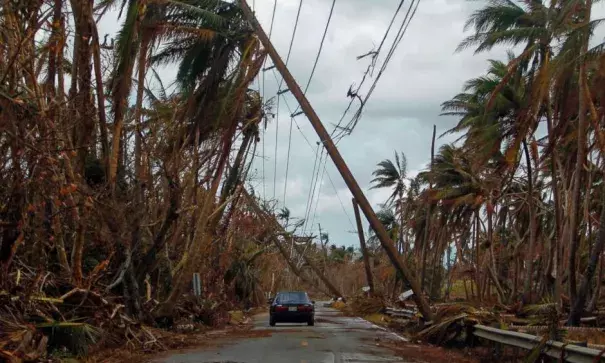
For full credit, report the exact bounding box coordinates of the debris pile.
[350,294,386,315]
[0,278,249,362]
[414,304,498,345]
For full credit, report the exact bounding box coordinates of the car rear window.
[276,292,309,303]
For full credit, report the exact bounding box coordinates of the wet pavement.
[157,302,409,363]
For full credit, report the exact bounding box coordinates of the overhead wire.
[330,0,414,142]
[261,0,279,202]
[291,0,336,115]
[282,114,294,205]
[268,0,407,239]
[279,0,305,206]
[342,0,421,136]
[270,70,355,233]
[273,97,280,203]
[282,0,338,213]
[283,0,336,206]
[302,142,321,234]
[278,0,304,89]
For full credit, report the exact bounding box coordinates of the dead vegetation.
[0,0,298,361]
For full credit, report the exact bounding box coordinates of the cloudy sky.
[97,0,604,248]
[240,0,510,246]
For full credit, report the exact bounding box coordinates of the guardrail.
[383,307,605,362]
[473,325,604,363]
[384,307,416,318]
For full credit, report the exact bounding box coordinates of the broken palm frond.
[0,314,47,362]
[519,302,560,339]
[37,321,101,356]
[414,304,500,345]
[416,313,470,345]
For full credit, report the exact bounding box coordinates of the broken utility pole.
[241,189,338,298]
[352,198,374,295]
[238,0,433,320]
[242,189,344,299]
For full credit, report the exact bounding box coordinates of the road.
[157,302,410,363]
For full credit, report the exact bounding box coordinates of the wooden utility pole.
[242,189,342,299]
[291,240,344,300]
[352,198,374,295]
[238,0,433,320]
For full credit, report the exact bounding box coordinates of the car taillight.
[298,304,312,312]
[275,305,287,312]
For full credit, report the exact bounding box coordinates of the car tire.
[307,318,314,326]
[269,316,276,326]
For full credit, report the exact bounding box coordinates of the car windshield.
[276,292,309,304]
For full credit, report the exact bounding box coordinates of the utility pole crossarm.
[238,0,433,320]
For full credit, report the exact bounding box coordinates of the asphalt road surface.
[158,302,409,363]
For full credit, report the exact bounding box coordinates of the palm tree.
[371,152,408,253]
[107,0,233,188]
[367,207,399,253]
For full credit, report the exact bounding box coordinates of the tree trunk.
[45,0,62,96]
[69,0,95,174]
[109,1,142,188]
[91,22,109,168]
[474,211,482,301]
[522,139,537,303]
[420,125,436,291]
[587,253,603,312]
[568,189,605,326]
[568,55,589,306]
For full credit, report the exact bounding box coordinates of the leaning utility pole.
[238,0,433,320]
[242,189,343,299]
[352,198,374,295]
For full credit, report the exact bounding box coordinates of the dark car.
[269,291,315,326]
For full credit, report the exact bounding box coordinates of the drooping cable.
[263,0,279,204]
[330,0,411,141]
[340,0,420,138]
[283,0,334,207]
[302,142,321,234]
[282,116,294,205]
[348,0,420,130]
[292,0,336,114]
[277,0,304,91]
[271,69,356,232]
[273,96,280,203]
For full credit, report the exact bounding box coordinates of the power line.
[270,70,356,232]
[348,0,420,131]
[268,0,278,39]
[282,116,294,205]
[262,0,278,203]
[292,0,336,114]
[277,0,304,91]
[302,142,321,234]
[331,0,413,141]
[273,96,280,202]
[283,0,335,207]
